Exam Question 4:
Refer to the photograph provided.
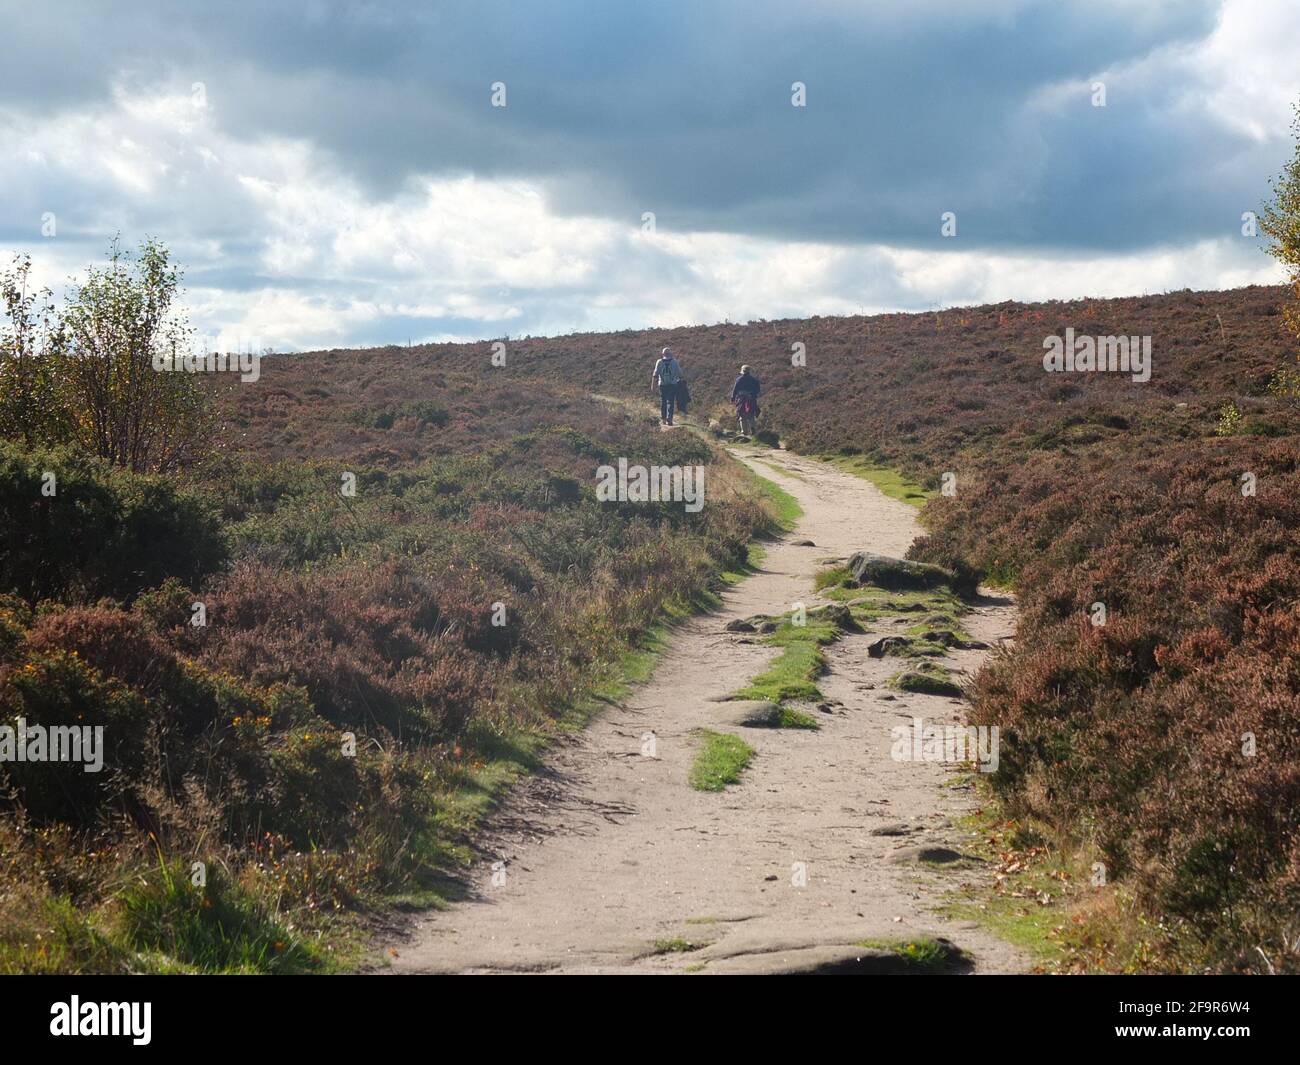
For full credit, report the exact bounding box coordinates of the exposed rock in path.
[867,635,914,658]
[889,845,977,865]
[809,603,861,632]
[724,615,778,634]
[701,936,971,974]
[926,629,991,650]
[847,552,955,591]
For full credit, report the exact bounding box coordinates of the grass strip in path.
[822,454,932,508]
[729,609,846,703]
[689,730,755,791]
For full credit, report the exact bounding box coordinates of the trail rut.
[381,445,1026,974]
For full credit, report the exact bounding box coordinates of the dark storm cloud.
[0,0,1251,251]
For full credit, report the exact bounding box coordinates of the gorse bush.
[3,593,347,841]
[0,441,227,603]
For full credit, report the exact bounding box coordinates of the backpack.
[656,357,681,386]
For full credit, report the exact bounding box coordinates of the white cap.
[662,347,673,357]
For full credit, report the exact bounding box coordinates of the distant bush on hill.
[347,400,449,431]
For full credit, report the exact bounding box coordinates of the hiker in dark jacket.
[652,347,684,425]
[730,364,760,437]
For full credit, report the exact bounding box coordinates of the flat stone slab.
[710,700,783,728]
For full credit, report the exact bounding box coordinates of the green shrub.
[0,442,227,603]
[348,400,450,430]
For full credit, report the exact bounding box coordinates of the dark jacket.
[730,372,760,401]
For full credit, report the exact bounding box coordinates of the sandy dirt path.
[381,445,1026,974]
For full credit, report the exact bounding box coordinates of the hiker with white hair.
[730,364,761,437]
[651,346,685,426]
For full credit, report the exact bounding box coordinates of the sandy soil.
[380,445,1026,974]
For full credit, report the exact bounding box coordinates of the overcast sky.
[1,0,1296,351]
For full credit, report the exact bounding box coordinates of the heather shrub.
[921,438,1300,969]
[200,559,493,742]
[1,596,406,852]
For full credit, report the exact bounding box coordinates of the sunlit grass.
[689,730,755,791]
[823,455,932,507]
